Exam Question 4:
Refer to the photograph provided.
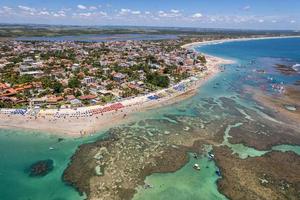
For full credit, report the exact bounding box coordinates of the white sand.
[0,43,234,137]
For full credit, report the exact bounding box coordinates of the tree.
[41,77,52,88]
[74,89,82,97]
[146,72,170,88]
[68,77,80,88]
[53,81,63,94]
[122,88,139,98]
[106,83,114,90]
[19,74,34,84]
[198,55,207,65]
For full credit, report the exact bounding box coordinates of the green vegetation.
[197,55,207,65]
[122,88,139,98]
[53,81,63,94]
[146,72,170,88]
[68,77,81,88]
[0,24,299,38]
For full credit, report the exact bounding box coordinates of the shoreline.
[1,34,297,137]
[181,35,300,50]
[0,54,232,136]
[0,37,246,136]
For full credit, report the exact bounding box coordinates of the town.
[0,39,207,110]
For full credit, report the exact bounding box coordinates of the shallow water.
[272,144,300,155]
[133,37,300,199]
[0,129,101,200]
[1,37,300,199]
[133,153,227,200]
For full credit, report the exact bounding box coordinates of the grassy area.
[1,24,299,38]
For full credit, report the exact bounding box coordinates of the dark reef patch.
[214,146,300,200]
[27,159,54,177]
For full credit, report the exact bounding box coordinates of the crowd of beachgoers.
[0,75,199,119]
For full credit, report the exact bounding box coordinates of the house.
[0,83,9,91]
[79,95,97,101]
[30,97,47,106]
[70,99,82,106]
[98,90,112,96]
[20,70,44,78]
[72,63,80,71]
[66,95,76,101]
[113,73,126,83]
[0,88,17,97]
[46,96,63,105]
[83,77,96,84]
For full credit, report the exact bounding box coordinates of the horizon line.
[0,22,299,32]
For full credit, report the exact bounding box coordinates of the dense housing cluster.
[0,39,207,109]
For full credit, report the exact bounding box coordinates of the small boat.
[208,152,215,160]
[215,168,221,177]
[144,183,153,189]
[193,164,201,171]
[49,147,55,150]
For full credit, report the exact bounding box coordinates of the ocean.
[0,37,300,200]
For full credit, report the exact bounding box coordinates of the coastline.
[0,54,232,136]
[181,35,300,50]
[0,36,249,136]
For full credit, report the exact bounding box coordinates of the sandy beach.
[181,35,300,50]
[0,42,233,136]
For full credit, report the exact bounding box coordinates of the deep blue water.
[197,37,300,93]
[198,37,300,62]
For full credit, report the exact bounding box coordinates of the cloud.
[157,10,182,18]
[77,5,99,11]
[170,9,180,14]
[89,6,97,11]
[243,5,251,11]
[118,8,141,16]
[74,11,107,19]
[0,6,13,15]
[119,8,131,15]
[98,11,107,17]
[0,5,298,29]
[18,5,35,12]
[79,12,92,17]
[52,10,66,17]
[77,5,87,10]
[131,10,141,15]
[38,11,50,16]
[3,6,12,11]
[192,13,203,18]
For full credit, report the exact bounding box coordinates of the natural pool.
[133,153,227,200]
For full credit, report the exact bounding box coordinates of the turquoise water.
[221,123,268,159]
[221,123,300,158]
[272,145,300,155]
[133,153,227,200]
[134,37,300,199]
[0,129,101,200]
[1,37,300,199]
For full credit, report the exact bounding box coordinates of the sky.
[0,0,299,30]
